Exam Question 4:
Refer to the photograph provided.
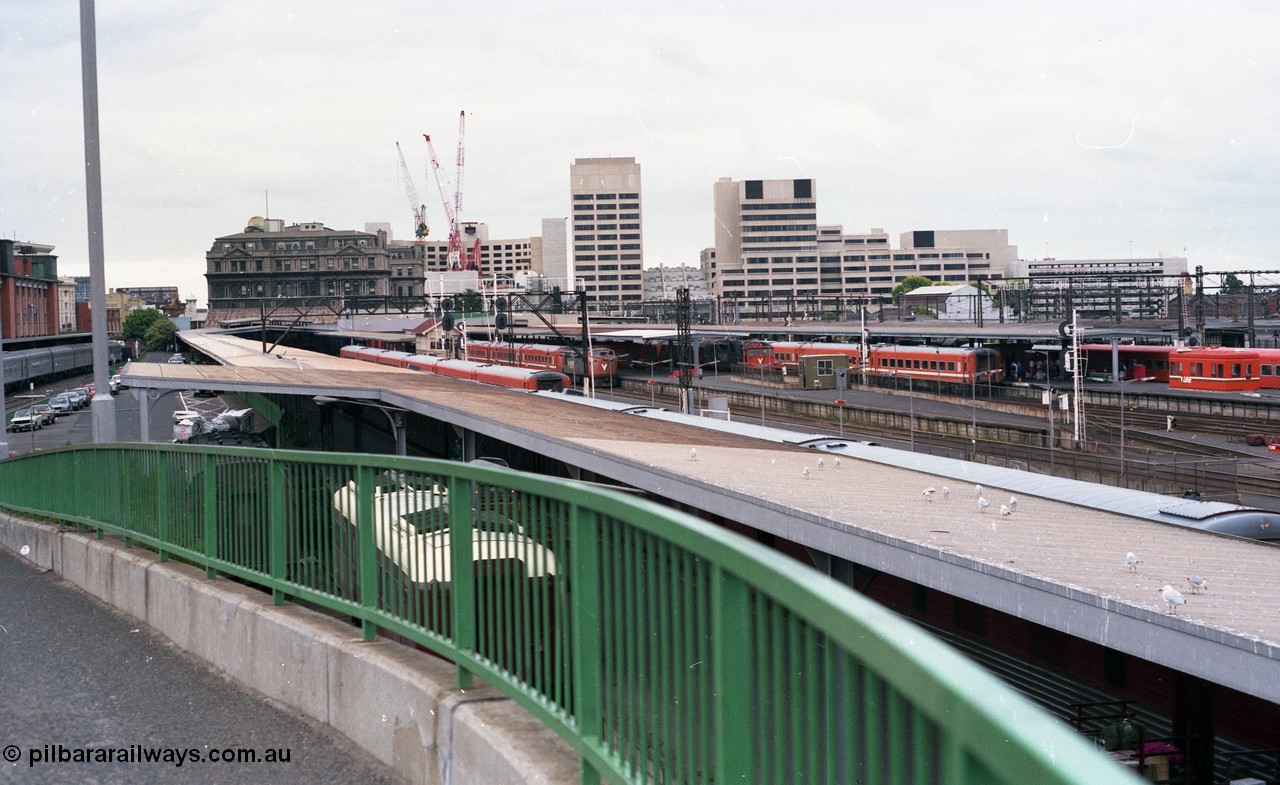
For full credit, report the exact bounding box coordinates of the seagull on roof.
[1008,496,1018,511]
[977,496,990,513]
[975,484,983,497]
[941,486,951,500]
[999,504,1012,517]
[817,457,825,470]
[689,448,698,461]
[1125,552,1141,572]
[802,467,811,479]
[922,487,936,503]
[1160,585,1186,615]
[1187,576,1208,594]
[833,457,841,468]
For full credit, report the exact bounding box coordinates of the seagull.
[1008,496,1018,511]
[1187,576,1208,594]
[1160,585,1186,615]
[941,486,951,500]
[975,484,984,497]
[689,448,698,461]
[999,504,1012,517]
[817,457,825,470]
[1125,552,1141,572]
[977,496,990,513]
[833,457,841,468]
[802,467,811,479]
[922,487,936,503]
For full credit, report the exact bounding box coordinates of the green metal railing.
[0,445,1127,784]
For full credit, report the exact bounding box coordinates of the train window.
[1232,363,1242,378]
[1264,365,1274,376]
[948,362,956,371]
[928,361,937,370]
[913,360,921,369]
[1192,363,1203,376]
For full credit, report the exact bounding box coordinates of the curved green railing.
[0,445,1127,784]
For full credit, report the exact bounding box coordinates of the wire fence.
[0,444,1130,785]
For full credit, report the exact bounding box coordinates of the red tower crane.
[423,110,470,271]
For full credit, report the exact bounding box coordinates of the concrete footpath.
[0,513,576,785]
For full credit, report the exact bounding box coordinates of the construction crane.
[394,141,428,244]
[423,110,469,271]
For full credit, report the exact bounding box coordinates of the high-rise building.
[570,157,644,312]
[707,177,1018,308]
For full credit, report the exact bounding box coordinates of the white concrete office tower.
[710,176,1019,304]
[539,217,570,292]
[570,157,644,312]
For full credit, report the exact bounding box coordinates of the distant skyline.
[4,1,1279,307]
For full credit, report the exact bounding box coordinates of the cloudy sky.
[4,1,1278,306]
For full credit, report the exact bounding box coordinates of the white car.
[331,480,558,584]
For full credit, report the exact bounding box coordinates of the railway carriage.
[1167,347,1261,393]
[1077,344,1173,382]
[743,340,1002,384]
[340,345,570,392]
[464,340,618,385]
[872,345,1004,384]
[1253,348,1280,390]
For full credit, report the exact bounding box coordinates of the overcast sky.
[4,1,1278,306]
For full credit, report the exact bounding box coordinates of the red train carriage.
[1077,344,1173,382]
[464,340,618,385]
[743,341,863,373]
[743,341,1002,384]
[871,345,1004,384]
[1255,348,1280,390]
[339,345,570,392]
[1167,347,1261,393]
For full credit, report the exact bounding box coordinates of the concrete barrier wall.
[0,512,577,785]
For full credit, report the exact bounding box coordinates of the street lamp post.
[834,398,845,438]
[633,360,661,406]
[313,396,407,456]
[1116,377,1156,479]
[758,362,767,425]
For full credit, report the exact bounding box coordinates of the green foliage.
[912,305,933,316]
[891,275,935,304]
[457,288,484,314]
[1221,273,1245,293]
[121,308,164,341]
[142,318,179,352]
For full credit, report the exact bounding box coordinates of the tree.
[891,275,935,305]
[1221,273,1245,293]
[121,308,164,342]
[142,318,179,353]
[456,288,484,313]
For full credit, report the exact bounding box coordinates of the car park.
[32,404,56,426]
[49,394,73,416]
[10,409,41,432]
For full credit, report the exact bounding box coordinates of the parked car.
[32,404,56,426]
[66,389,88,409]
[9,409,41,432]
[167,354,185,364]
[49,394,73,416]
[109,374,123,393]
